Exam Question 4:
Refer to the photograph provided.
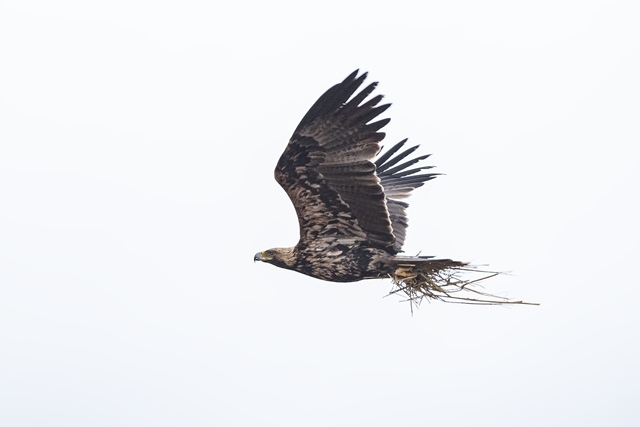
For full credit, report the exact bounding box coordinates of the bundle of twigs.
[388,259,538,312]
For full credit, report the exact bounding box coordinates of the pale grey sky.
[1,1,638,426]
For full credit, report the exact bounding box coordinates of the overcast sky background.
[1,1,639,426]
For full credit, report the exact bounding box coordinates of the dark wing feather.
[376,140,438,252]
[275,71,396,250]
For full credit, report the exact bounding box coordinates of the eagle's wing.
[275,70,396,250]
[375,140,438,252]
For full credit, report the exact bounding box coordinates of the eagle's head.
[254,248,296,269]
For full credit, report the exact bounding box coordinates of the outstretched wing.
[274,70,396,250]
[375,140,438,252]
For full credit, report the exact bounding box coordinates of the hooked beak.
[254,251,272,263]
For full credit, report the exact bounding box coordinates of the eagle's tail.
[387,257,537,310]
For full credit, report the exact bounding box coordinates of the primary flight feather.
[255,70,532,306]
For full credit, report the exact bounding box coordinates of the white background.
[1,1,638,425]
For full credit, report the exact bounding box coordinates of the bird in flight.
[255,70,533,307]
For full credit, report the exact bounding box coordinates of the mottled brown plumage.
[255,71,535,306]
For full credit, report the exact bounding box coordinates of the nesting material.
[389,259,538,311]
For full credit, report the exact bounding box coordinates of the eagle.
[255,70,530,306]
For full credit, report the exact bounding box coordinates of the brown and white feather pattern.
[275,70,395,249]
